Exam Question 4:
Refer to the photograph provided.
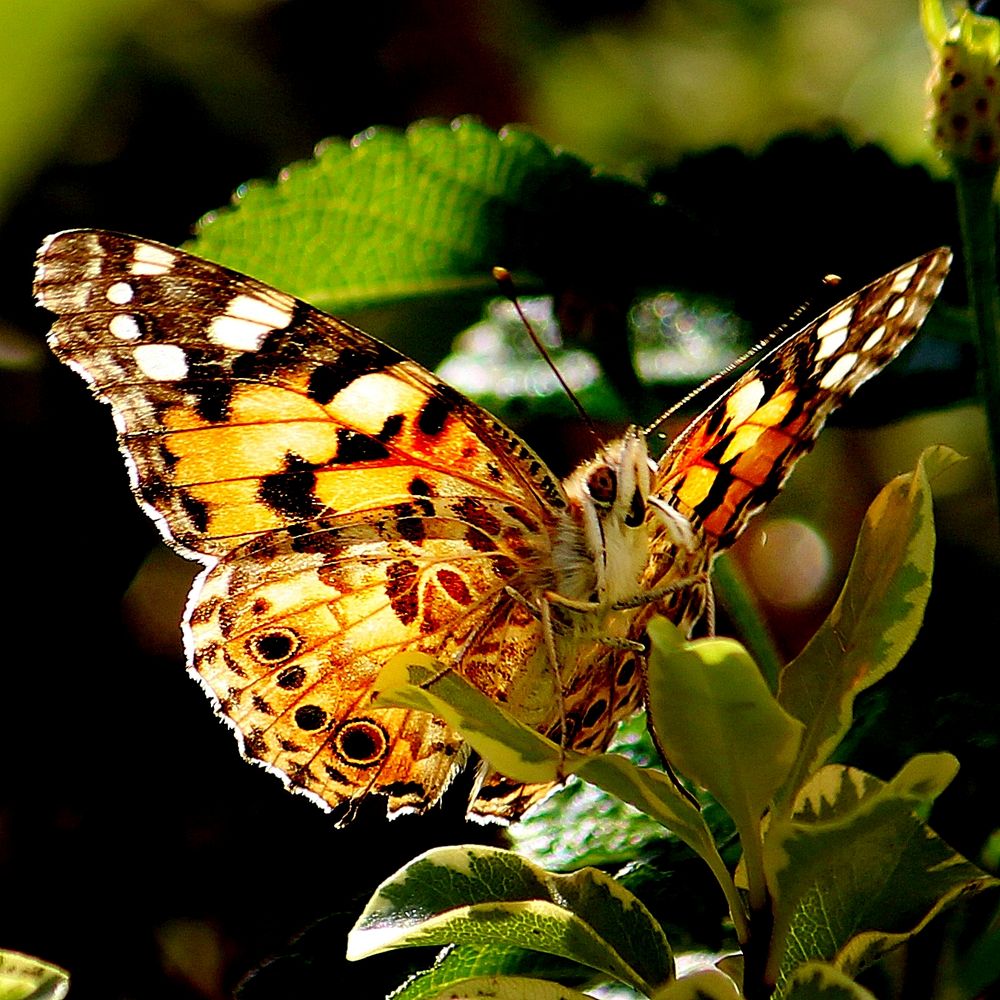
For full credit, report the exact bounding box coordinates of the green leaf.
[776,446,961,803]
[763,757,998,994]
[375,652,745,938]
[375,651,564,784]
[781,961,876,1000]
[645,619,804,854]
[348,845,673,996]
[391,945,595,1000]
[0,951,69,1000]
[509,716,673,871]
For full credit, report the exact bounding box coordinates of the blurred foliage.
[528,0,939,169]
[1,2,997,1000]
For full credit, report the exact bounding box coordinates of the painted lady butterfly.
[34,231,950,824]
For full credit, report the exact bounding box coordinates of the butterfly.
[34,230,950,825]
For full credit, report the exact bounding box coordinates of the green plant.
[358,446,995,999]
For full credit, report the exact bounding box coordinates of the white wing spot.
[815,328,848,361]
[886,296,906,319]
[862,325,886,351]
[207,293,294,351]
[106,281,134,305]
[227,292,294,329]
[130,243,177,277]
[208,314,271,352]
[724,379,766,425]
[890,263,918,294]
[110,313,141,341]
[819,351,859,389]
[77,232,104,279]
[134,343,188,380]
[816,306,852,340]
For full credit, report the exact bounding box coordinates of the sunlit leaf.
[508,716,671,872]
[390,945,595,1000]
[375,654,724,877]
[776,447,961,803]
[781,961,876,1000]
[374,651,563,784]
[190,118,666,365]
[764,758,997,993]
[421,976,595,999]
[0,951,69,1000]
[348,845,673,996]
[646,620,803,848]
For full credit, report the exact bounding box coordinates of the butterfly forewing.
[653,248,952,553]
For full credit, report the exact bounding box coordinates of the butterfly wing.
[36,229,568,822]
[651,248,953,556]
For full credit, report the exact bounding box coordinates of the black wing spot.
[294,704,328,731]
[417,394,453,436]
[258,453,320,518]
[276,665,307,690]
[396,502,426,544]
[179,490,210,533]
[333,428,390,464]
[377,412,405,443]
[334,718,390,767]
[247,628,301,664]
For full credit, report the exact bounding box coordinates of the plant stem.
[954,162,1000,509]
[742,895,776,1000]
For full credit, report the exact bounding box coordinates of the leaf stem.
[704,849,751,947]
[954,161,1000,509]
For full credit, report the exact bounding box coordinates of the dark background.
[1,2,996,998]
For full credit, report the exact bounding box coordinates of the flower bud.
[923,0,1000,167]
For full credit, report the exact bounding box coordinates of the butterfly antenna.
[644,272,844,440]
[493,267,602,447]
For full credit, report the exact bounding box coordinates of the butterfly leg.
[610,572,709,611]
[504,584,542,618]
[537,596,569,748]
[543,590,600,613]
[596,635,646,652]
[504,585,575,635]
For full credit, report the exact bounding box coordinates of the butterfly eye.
[585,465,617,507]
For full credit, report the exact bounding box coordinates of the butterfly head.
[561,428,653,606]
